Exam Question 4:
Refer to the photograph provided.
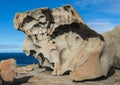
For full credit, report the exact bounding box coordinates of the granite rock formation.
[14,5,118,81]
[102,26,120,69]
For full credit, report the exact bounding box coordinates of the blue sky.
[0,0,120,52]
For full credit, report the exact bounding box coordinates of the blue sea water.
[0,53,39,66]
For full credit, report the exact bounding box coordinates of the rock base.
[11,66,120,85]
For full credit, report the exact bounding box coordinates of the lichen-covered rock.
[0,58,16,82]
[14,5,115,81]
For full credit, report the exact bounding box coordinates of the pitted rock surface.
[14,5,119,81]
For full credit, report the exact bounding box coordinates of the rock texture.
[17,64,39,72]
[14,5,119,81]
[13,68,120,85]
[0,58,16,82]
[0,59,118,85]
[102,26,120,69]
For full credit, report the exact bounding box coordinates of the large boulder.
[102,26,120,69]
[0,58,16,82]
[14,5,116,81]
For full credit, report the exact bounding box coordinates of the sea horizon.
[0,52,39,66]
[0,51,24,53]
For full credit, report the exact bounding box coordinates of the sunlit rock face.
[0,59,16,82]
[102,26,120,69]
[14,5,115,81]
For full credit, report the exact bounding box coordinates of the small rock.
[0,58,16,82]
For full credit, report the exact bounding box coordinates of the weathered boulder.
[0,58,16,82]
[14,5,116,81]
[102,26,120,69]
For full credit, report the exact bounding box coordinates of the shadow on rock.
[2,76,33,85]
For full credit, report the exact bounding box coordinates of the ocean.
[0,53,39,66]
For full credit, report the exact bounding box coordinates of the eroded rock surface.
[25,69,120,85]
[14,5,118,81]
[102,26,120,69]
